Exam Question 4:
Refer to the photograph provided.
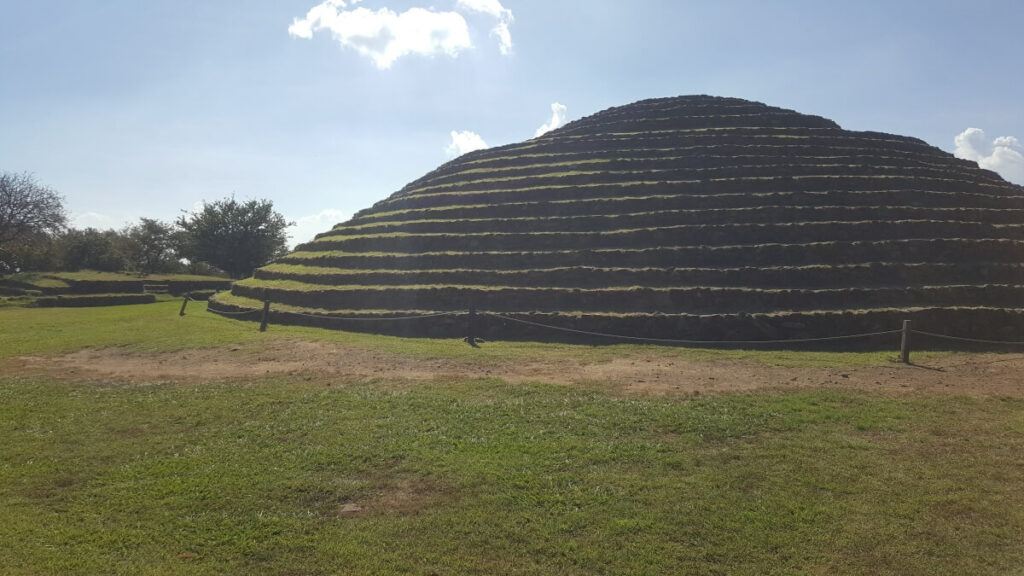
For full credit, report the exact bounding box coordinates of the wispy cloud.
[445,130,489,158]
[534,102,568,137]
[289,0,514,69]
[289,208,352,247]
[955,128,1024,185]
[455,0,514,55]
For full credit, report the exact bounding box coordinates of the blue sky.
[2,0,1022,244]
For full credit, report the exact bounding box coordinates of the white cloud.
[534,102,568,137]
[289,0,514,69]
[445,130,489,158]
[455,0,514,55]
[289,208,352,247]
[954,128,1024,185]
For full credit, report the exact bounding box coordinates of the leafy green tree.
[121,218,177,274]
[175,197,291,278]
[57,228,127,272]
[0,232,61,273]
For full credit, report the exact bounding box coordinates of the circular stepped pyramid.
[213,95,1024,342]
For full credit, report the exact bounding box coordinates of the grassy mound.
[1,271,232,299]
[226,96,1024,341]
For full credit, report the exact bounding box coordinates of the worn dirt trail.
[8,339,1024,397]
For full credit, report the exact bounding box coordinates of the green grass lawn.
[0,303,1020,575]
[0,300,916,368]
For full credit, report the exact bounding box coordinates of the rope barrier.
[194,298,1024,348]
[279,310,457,322]
[911,329,1024,346]
[207,307,260,317]
[487,312,901,345]
[203,302,454,322]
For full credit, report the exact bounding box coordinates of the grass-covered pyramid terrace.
[212,95,1024,342]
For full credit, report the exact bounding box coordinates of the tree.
[57,228,127,272]
[0,232,61,273]
[175,197,291,278]
[121,218,177,274]
[0,172,68,269]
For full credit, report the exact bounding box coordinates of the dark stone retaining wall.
[34,294,157,307]
[208,302,1024,349]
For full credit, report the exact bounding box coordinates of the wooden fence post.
[260,291,271,332]
[179,292,190,317]
[900,319,912,364]
[466,306,479,347]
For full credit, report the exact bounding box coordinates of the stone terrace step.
[414,154,992,190]
[254,262,1024,290]
[282,239,1024,270]
[463,131,944,163]
[401,164,1008,197]
[233,279,1024,315]
[330,207,1024,237]
[211,292,1024,344]
[378,177,1020,211]
[306,221,1024,254]
[353,190,1024,223]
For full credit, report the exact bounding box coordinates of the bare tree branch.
[0,172,69,248]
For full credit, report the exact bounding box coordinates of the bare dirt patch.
[338,477,450,518]
[8,339,1024,397]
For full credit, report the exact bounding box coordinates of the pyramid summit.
[214,95,1024,342]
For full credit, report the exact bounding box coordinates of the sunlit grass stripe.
[282,238,1024,262]
[278,239,1024,271]
[258,262,1024,277]
[232,280,1024,315]
[401,164,1005,196]
[448,128,929,163]
[411,144,978,191]
[236,276,1024,294]
[577,101,779,122]
[413,151,974,182]
[452,131,933,165]
[447,137,886,169]
[378,175,1020,208]
[307,221,1023,252]
[213,289,1024,323]
[211,291,447,316]
[450,143,970,170]
[313,219,1009,242]
[551,128,923,144]
[330,206,1024,235]
[353,190,1024,223]
[411,152,995,188]
[550,108,826,125]
[524,127,922,146]
[551,114,838,139]
[414,153,977,187]
[255,262,1024,291]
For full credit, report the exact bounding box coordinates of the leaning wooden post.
[179,292,190,317]
[259,291,271,333]
[463,305,482,347]
[900,319,912,364]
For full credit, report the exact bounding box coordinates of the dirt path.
[8,339,1024,397]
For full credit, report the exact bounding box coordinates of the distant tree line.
[0,171,292,278]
